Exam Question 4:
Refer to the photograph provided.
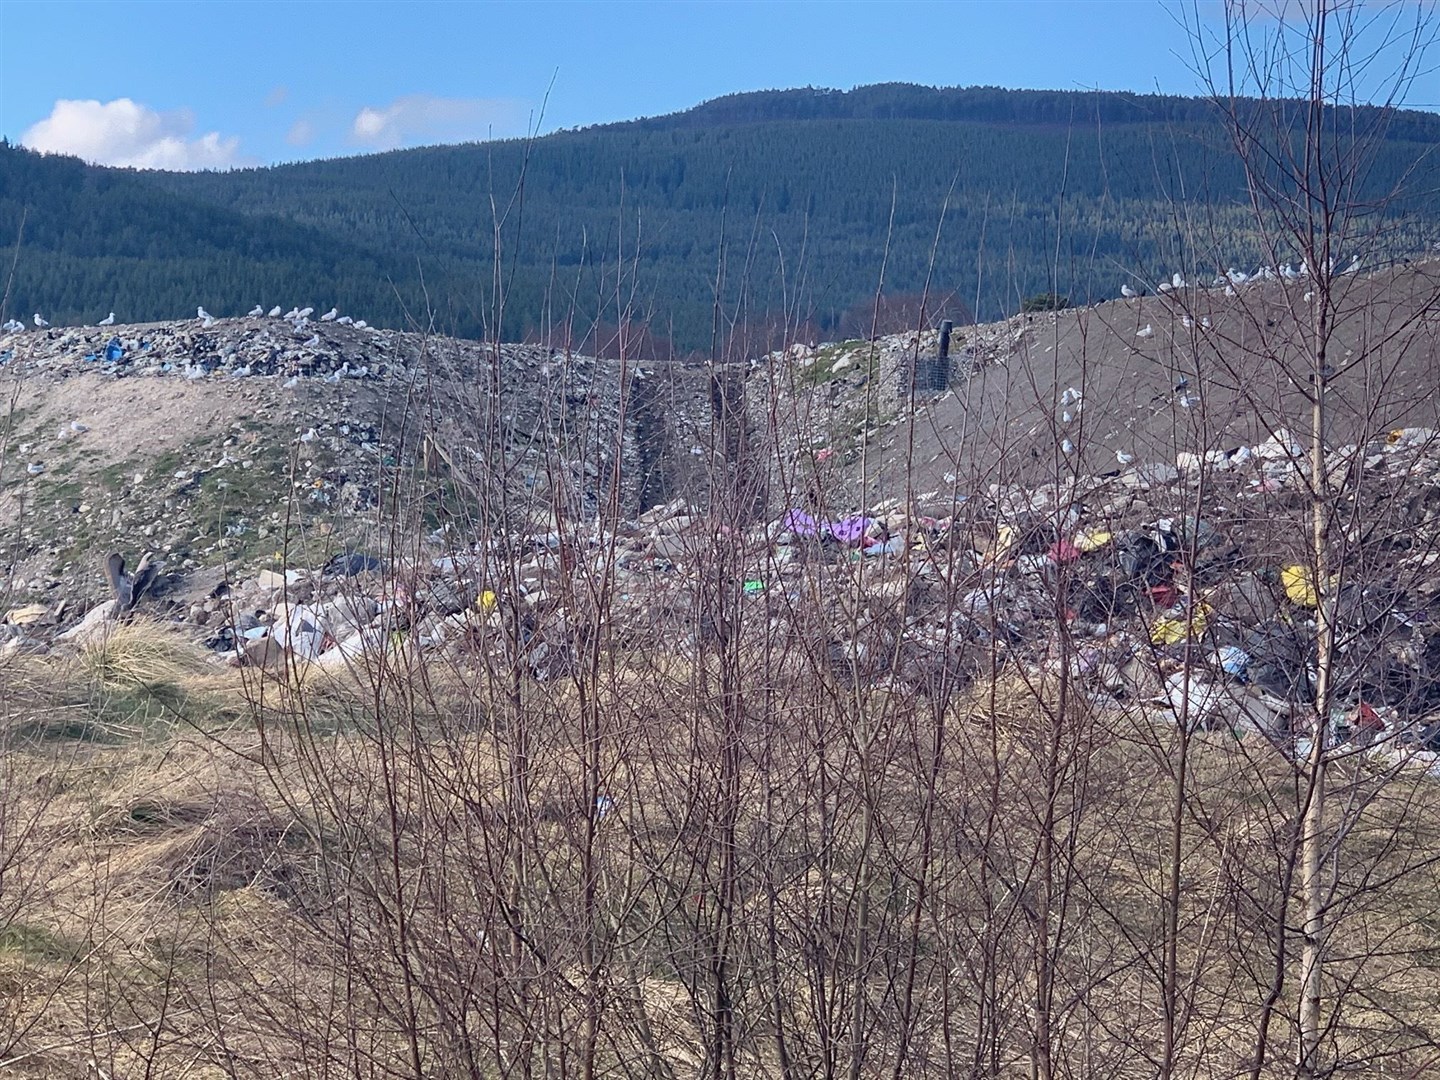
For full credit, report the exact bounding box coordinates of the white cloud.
[286,118,315,147]
[264,86,289,108]
[350,94,528,150]
[20,98,242,171]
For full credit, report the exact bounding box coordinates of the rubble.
[0,315,715,592]
[7,305,1440,772]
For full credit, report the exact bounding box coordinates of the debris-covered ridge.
[0,315,715,596]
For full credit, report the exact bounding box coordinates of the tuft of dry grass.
[75,617,207,691]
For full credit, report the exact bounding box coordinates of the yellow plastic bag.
[1073,529,1113,553]
[1282,565,1318,607]
[1150,602,1211,645]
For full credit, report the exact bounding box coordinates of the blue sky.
[1,0,1436,169]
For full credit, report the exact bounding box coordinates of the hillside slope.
[6,84,1440,349]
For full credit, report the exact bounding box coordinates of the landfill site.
[5,263,1440,754]
[4,264,1440,1076]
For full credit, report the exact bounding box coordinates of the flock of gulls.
[1122,256,1361,302]
[3,258,1363,337]
[2,305,368,335]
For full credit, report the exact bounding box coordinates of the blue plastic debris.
[104,337,124,363]
[1218,645,1251,679]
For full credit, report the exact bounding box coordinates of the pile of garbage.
[7,413,1440,774]
[0,316,717,592]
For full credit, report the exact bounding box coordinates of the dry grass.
[2,641,1440,1078]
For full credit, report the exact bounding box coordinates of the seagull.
[353,320,369,329]
[1136,324,1155,339]
[1224,284,1237,298]
[320,307,338,322]
[197,306,211,320]
[1281,263,1301,281]
[283,307,299,319]
[98,312,115,326]
[1343,255,1361,274]
[27,462,45,476]
[2,318,24,333]
[1182,315,1193,329]
[33,313,49,328]
[1172,272,1186,289]
[302,334,321,348]
[1157,282,1173,294]
[1116,449,1135,466]
[268,306,283,318]
[296,306,314,320]
[248,305,265,317]
[1059,386,1082,406]
[1226,267,1248,285]
[1121,283,1137,298]
[336,315,353,325]
[1061,439,1075,455]
[1200,316,1211,329]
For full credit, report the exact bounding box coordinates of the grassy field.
[3,615,1439,1079]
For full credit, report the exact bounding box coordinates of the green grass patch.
[0,922,90,964]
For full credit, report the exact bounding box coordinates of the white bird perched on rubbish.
[197,306,211,321]
[1172,272,1186,289]
[320,307,338,322]
[1224,284,1237,298]
[283,307,299,319]
[1120,283,1138,298]
[3,318,25,333]
[33,313,49,328]
[1116,449,1136,466]
[1226,267,1248,285]
[353,320,369,329]
[248,305,265,317]
[1136,324,1155,339]
[1200,316,1212,329]
[1343,254,1361,274]
[1061,439,1075,455]
[1281,263,1301,281]
[268,305,283,318]
[1182,315,1193,329]
[296,306,314,320]
[98,312,115,326]
[336,315,353,325]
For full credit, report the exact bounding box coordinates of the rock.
[255,569,287,590]
[56,601,118,644]
[4,604,48,626]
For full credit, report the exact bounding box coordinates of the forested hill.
[4,83,1440,353]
